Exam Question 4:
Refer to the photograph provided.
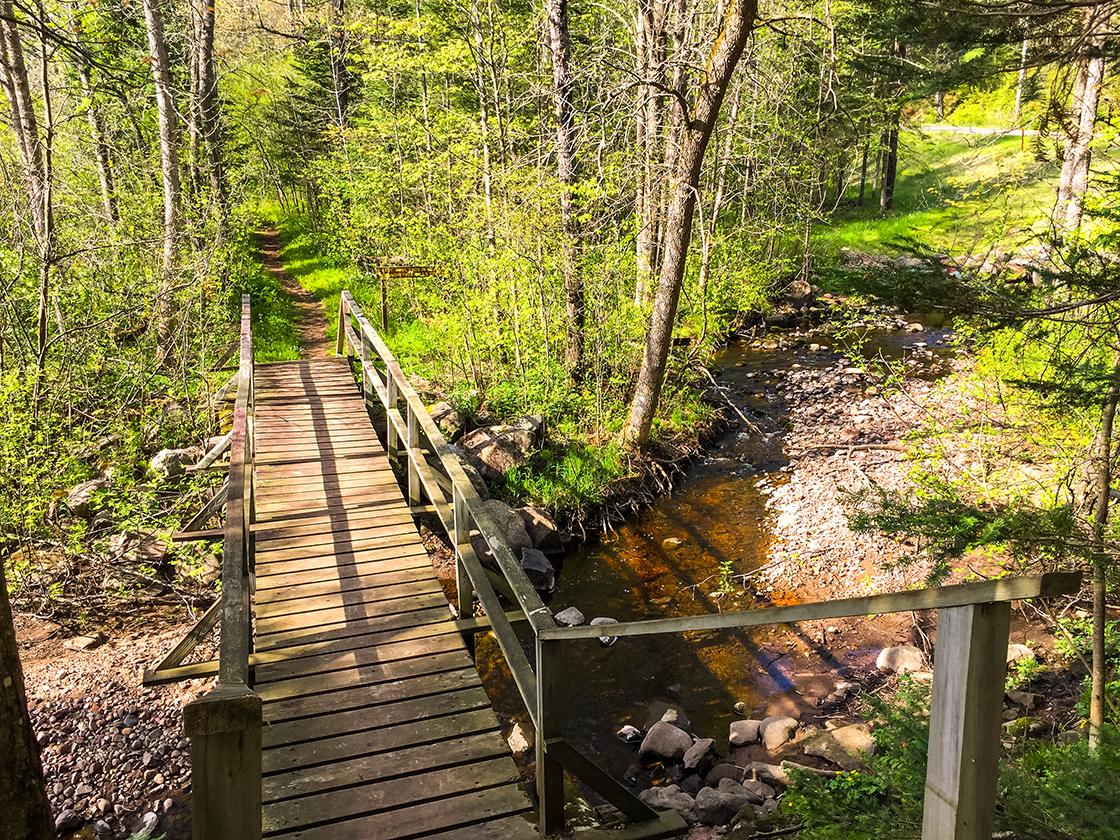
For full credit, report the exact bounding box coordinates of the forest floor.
[12,243,1092,840]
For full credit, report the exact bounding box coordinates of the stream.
[473,315,957,810]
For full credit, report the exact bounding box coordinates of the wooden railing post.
[922,601,1011,840]
[535,637,565,834]
[335,296,348,357]
[184,684,262,840]
[387,377,400,466]
[406,404,421,507]
[453,485,473,620]
[360,332,375,416]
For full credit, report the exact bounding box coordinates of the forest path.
[256,228,334,359]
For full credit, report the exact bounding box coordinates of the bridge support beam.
[185,683,262,840]
[922,601,1010,840]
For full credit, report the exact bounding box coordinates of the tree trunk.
[471,0,495,250]
[620,0,759,449]
[329,0,349,128]
[1057,5,1109,234]
[547,0,583,377]
[1013,37,1029,120]
[857,135,869,206]
[194,0,227,228]
[634,0,660,306]
[76,60,118,227]
[880,122,898,211]
[697,73,743,307]
[1088,351,1120,748]
[142,0,183,363]
[0,0,46,239]
[0,561,55,840]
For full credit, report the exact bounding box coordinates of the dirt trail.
[255,228,334,359]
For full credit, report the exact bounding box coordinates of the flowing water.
[474,317,957,800]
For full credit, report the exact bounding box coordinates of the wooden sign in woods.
[373,264,442,328]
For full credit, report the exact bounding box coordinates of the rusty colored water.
[475,320,956,798]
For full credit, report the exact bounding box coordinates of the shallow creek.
[474,319,956,805]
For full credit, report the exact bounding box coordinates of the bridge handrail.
[336,290,1082,840]
[183,294,262,840]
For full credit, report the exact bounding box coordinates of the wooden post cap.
[184,683,262,737]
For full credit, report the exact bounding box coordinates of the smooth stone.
[590,616,619,647]
[801,724,876,771]
[876,645,925,673]
[639,721,693,764]
[759,716,798,751]
[729,719,761,747]
[554,606,585,626]
[637,785,697,824]
[683,738,717,773]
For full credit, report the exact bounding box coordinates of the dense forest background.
[3,0,1120,832]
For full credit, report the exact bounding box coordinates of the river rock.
[683,738,717,773]
[759,716,798,751]
[742,779,775,801]
[470,500,532,564]
[149,449,199,480]
[516,506,564,555]
[67,477,110,519]
[744,761,791,788]
[520,548,555,592]
[590,617,619,646]
[1007,690,1042,711]
[801,724,876,770]
[696,781,756,826]
[55,809,83,831]
[645,702,690,730]
[705,764,744,786]
[511,415,546,445]
[680,774,704,796]
[639,721,692,764]
[507,723,532,754]
[638,785,697,823]
[729,719,761,747]
[1006,643,1035,664]
[428,402,465,441]
[876,645,925,673]
[459,426,536,478]
[554,607,584,626]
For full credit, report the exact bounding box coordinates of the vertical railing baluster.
[387,376,400,465]
[407,404,420,508]
[536,637,565,835]
[453,485,472,620]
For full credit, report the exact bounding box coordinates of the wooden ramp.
[249,359,536,840]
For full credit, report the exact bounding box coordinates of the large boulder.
[520,548,555,593]
[639,721,692,765]
[149,448,200,480]
[470,499,532,565]
[730,719,762,747]
[67,476,110,519]
[429,402,466,442]
[801,724,876,771]
[705,764,744,787]
[511,415,546,446]
[638,785,697,824]
[695,780,756,826]
[759,716,798,751]
[459,426,536,478]
[516,506,565,555]
[876,645,925,673]
[554,606,585,626]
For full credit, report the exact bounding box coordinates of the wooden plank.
[538,571,1085,641]
[263,757,520,834]
[178,483,228,533]
[262,666,483,721]
[251,531,424,566]
[250,519,419,552]
[254,590,450,636]
[250,621,460,669]
[255,644,473,704]
[255,548,432,582]
[254,495,410,524]
[254,632,464,686]
[252,509,416,542]
[422,815,541,840]
[250,499,406,533]
[261,687,495,754]
[264,726,507,798]
[254,579,445,621]
[262,782,531,840]
[254,607,454,652]
[255,572,443,607]
[171,527,224,542]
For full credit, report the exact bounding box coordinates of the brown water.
[475,319,957,799]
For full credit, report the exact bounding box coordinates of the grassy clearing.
[815,132,1063,259]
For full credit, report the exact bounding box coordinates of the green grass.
[815,133,1063,259]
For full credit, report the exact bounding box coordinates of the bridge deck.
[249,359,536,840]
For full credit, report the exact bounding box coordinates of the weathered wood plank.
[254,590,449,636]
[261,666,482,721]
[422,816,541,840]
[263,757,520,834]
[253,512,417,545]
[255,583,447,628]
[255,567,438,604]
[254,632,463,686]
[263,782,531,840]
[256,648,475,703]
[264,726,507,798]
[254,552,433,587]
[261,687,495,753]
[251,532,425,566]
[254,607,454,652]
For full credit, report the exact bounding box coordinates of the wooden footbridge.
[149,293,1082,840]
